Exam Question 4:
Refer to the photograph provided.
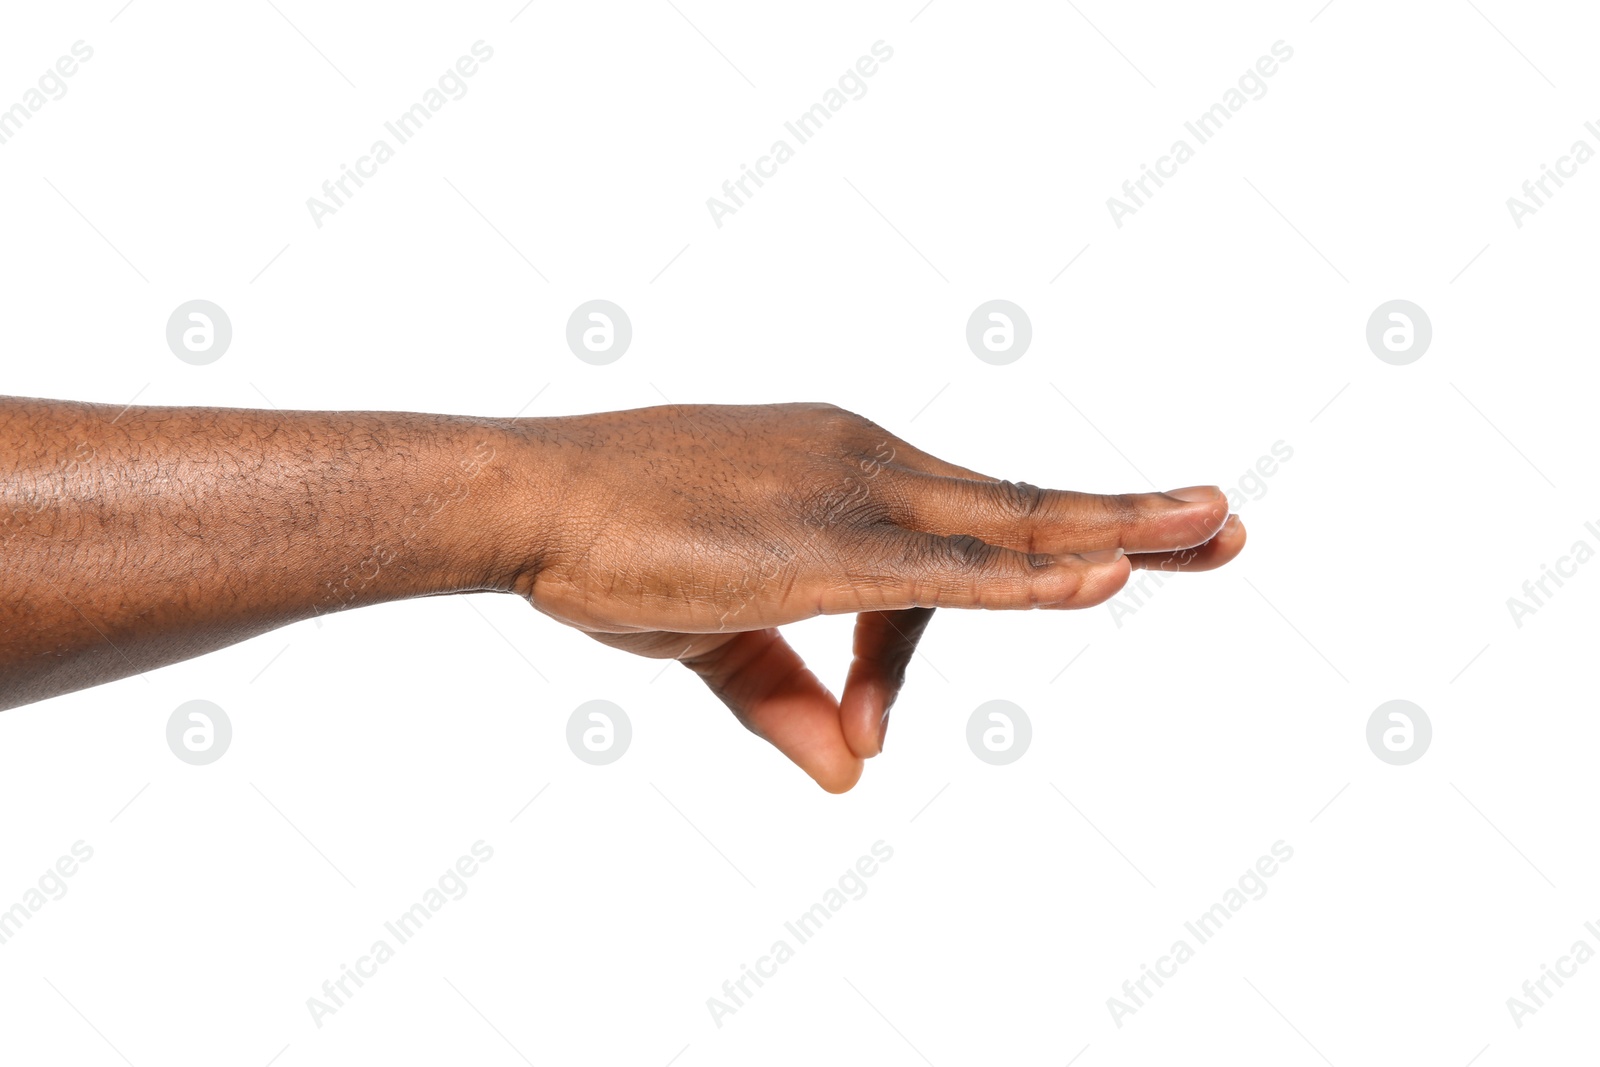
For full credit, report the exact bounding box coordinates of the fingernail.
[1078,547,1125,564]
[877,709,890,755]
[1166,485,1223,503]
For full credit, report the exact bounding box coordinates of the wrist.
[454,415,564,597]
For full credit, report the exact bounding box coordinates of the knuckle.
[994,479,1049,518]
[1099,492,1143,528]
[886,607,935,653]
[816,403,870,436]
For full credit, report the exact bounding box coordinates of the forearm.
[0,396,544,710]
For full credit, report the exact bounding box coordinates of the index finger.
[890,477,1232,555]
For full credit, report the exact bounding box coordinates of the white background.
[2,1,1597,1063]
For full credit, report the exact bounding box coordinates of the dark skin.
[0,396,1245,791]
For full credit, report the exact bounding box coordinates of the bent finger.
[682,628,863,793]
[839,608,934,759]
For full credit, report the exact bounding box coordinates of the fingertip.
[812,755,865,793]
[1127,512,1246,572]
[839,679,886,759]
[1212,512,1247,561]
[839,608,933,757]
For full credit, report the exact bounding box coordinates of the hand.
[511,402,1245,792]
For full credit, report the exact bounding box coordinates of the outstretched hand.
[514,403,1245,792]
